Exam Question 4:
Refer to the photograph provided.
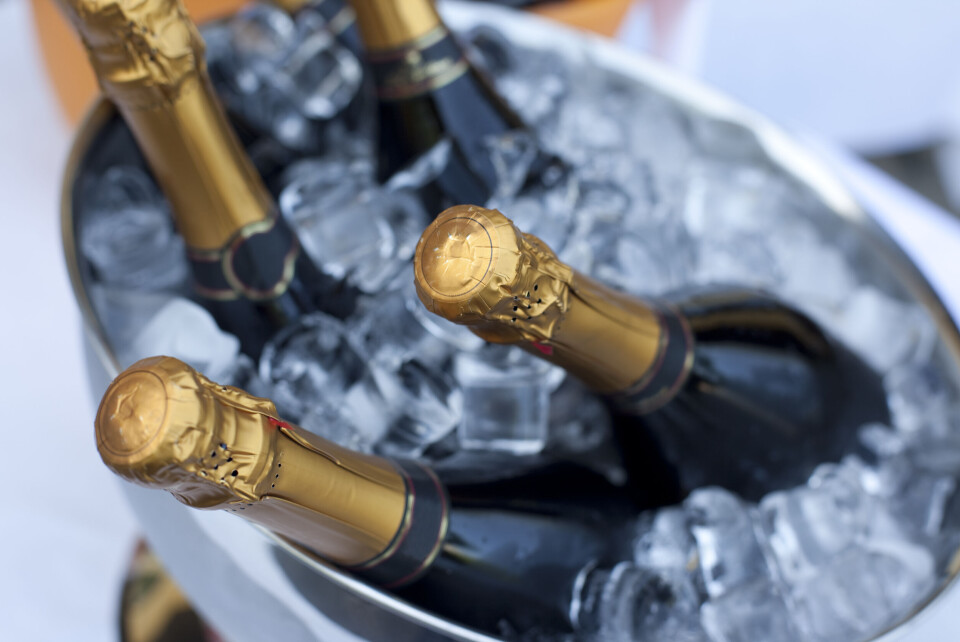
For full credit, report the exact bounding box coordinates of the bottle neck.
[547,276,696,413]
[536,274,667,393]
[349,0,443,52]
[113,72,276,253]
[206,418,449,586]
[61,0,275,253]
[97,357,449,587]
[236,419,448,584]
[414,206,695,411]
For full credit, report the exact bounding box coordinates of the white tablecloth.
[2,1,959,640]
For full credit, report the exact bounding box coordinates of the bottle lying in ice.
[348,0,564,208]
[56,0,356,360]
[96,356,641,636]
[413,205,892,501]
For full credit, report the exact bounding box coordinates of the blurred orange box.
[32,0,634,124]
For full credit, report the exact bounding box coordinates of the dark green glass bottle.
[414,205,892,502]
[58,0,355,360]
[97,357,638,637]
[349,0,560,209]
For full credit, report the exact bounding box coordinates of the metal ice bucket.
[62,3,960,641]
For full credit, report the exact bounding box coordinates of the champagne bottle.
[348,0,560,208]
[57,0,355,360]
[96,356,637,635]
[413,205,892,501]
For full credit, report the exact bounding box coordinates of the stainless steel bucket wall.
[61,4,960,641]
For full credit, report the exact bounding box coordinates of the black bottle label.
[188,215,300,303]
[367,26,469,101]
[346,460,450,588]
[615,304,695,414]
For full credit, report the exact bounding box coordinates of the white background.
[0,1,138,639]
[2,0,960,640]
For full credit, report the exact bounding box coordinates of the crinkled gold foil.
[414,205,572,344]
[56,0,205,109]
[414,205,666,393]
[349,0,442,51]
[96,357,409,567]
[54,0,273,251]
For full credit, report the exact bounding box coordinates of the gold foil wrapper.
[96,357,410,567]
[414,205,666,393]
[55,0,274,252]
[56,0,205,109]
[350,0,442,51]
[414,205,572,344]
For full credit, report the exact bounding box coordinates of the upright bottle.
[348,0,559,208]
[56,0,355,359]
[413,205,892,501]
[96,356,636,635]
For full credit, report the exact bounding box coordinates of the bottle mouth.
[415,205,507,302]
[413,204,578,347]
[96,368,169,459]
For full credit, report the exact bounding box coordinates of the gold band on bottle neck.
[55,0,274,251]
[349,0,442,52]
[414,206,666,393]
[96,357,410,567]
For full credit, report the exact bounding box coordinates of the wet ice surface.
[74,7,960,642]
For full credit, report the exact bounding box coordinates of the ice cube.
[280,171,424,293]
[276,29,362,120]
[350,288,452,369]
[575,562,707,642]
[484,130,541,201]
[546,380,612,455]
[770,224,859,311]
[123,297,240,380]
[218,354,272,400]
[454,346,563,455]
[259,312,365,420]
[633,507,699,574]
[700,579,800,642]
[829,287,937,372]
[685,488,773,599]
[79,167,188,291]
[229,3,295,69]
[759,484,860,585]
[372,361,463,458]
[491,44,568,126]
[298,400,371,452]
[592,222,696,296]
[488,170,580,254]
[885,361,959,435]
[689,117,768,166]
[788,543,935,642]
